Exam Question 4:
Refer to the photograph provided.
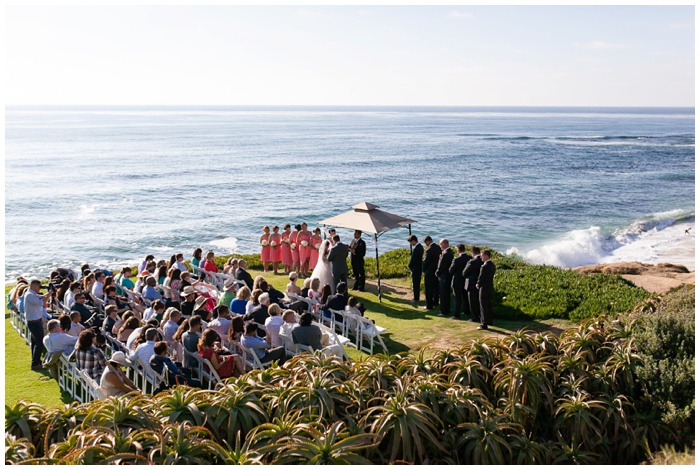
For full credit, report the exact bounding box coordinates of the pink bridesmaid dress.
[260,234,271,263]
[308,235,322,269]
[281,231,293,267]
[290,230,300,264]
[269,233,282,262]
[298,232,311,263]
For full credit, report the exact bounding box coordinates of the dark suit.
[422,243,440,309]
[462,255,483,321]
[327,242,349,290]
[477,259,496,327]
[449,252,471,318]
[350,237,366,291]
[408,243,424,302]
[436,247,454,315]
[243,304,269,337]
[236,268,254,290]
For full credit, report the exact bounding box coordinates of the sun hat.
[194,296,208,311]
[180,286,197,297]
[224,278,238,291]
[109,351,132,367]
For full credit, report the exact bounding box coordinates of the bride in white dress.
[309,239,334,289]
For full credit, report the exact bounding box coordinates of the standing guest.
[436,239,454,318]
[202,250,218,274]
[286,272,301,296]
[99,351,139,398]
[476,250,496,331]
[138,255,155,276]
[327,235,349,291]
[280,224,293,274]
[349,230,367,292]
[264,303,284,348]
[24,279,51,370]
[92,271,106,301]
[68,311,86,337]
[173,253,188,273]
[116,267,135,291]
[218,278,238,308]
[241,323,288,365]
[462,246,483,322]
[103,305,119,335]
[260,226,272,272]
[208,305,232,341]
[449,244,471,320]
[290,224,301,275]
[162,308,181,342]
[309,228,323,271]
[236,260,255,290]
[269,226,282,275]
[422,236,440,311]
[191,248,203,278]
[229,286,251,316]
[297,223,312,277]
[73,329,106,381]
[198,328,245,378]
[71,292,93,324]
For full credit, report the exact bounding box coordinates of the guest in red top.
[280,224,293,274]
[260,226,271,272]
[290,224,301,274]
[269,226,282,275]
[202,251,218,273]
[197,328,244,378]
[298,222,312,277]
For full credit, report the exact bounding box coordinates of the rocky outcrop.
[571,262,694,294]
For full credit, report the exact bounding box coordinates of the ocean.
[5,106,695,282]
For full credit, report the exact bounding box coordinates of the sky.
[4,5,695,107]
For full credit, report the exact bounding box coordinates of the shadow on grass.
[33,369,76,405]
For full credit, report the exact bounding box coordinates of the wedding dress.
[310,240,334,289]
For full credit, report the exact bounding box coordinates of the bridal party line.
[257,223,329,277]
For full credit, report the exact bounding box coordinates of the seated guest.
[180,316,202,369]
[141,276,163,303]
[320,283,349,320]
[264,304,284,348]
[127,318,159,350]
[165,268,182,308]
[72,329,106,381]
[208,305,232,341]
[55,279,71,307]
[241,323,287,365]
[260,280,285,306]
[179,271,192,290]
[68,311,85,337]
[292,312,324,351]
[286,272,302,296]
[279,310,299,338]
[236,260,254,289]
[229,286,250,316]
[161,308,181,342]
[112,310,134,336]
[43,319,79,379]
[138,254,155,276]
[117,317,140,343]
[308,278,322,302]
[129,328,158,365]
[179,286,197,317]
[202,250,218,273]
[245,289,263,315]
[58,314,72,334]
[92,271,106,301]
[143,300,166,323]
[149,341,194,388]
[173,253,188,273]
[345,296,365,317]
[102,306,119,335]
[156,265,168,286]
[197,328,244,378]
[227,315,246,343]
[104,285,131,315]
[70,292,93,324]
[218,278,238,308]
[63,282,82,309]
[244,292,270,337]
[192,296,211,328]
[300,278,311,298]
[99,351,139,397]
[223,257,238,276]
[81,273,96,306]
[116,266,135,292]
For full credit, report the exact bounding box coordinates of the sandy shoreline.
[572,261,695,294]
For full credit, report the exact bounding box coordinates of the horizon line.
[6,104,695,109]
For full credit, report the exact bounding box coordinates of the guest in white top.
[129,328,158,365]
[264,304,285,348]
[63,282,81,309]
[43,319,78,357]
[91,271,106,300]
[162,308,181,342]
[68,311,86,337]
[208,305,232,341]
[278,309,299,339]
[173,253,188,273]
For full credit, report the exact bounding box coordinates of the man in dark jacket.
[407,235,424,305]
[435,239,454,317]
[243,292,270,337]
[422,236,440,310]
[449,244,471,320]
[476,250,496,330]
[462,246,483,322]
[236,260,255,290]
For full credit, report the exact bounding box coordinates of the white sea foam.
[209,237,238,251]
[510,210,695,271]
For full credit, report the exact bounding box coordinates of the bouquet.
[291,243,297,250]
[261,240,269,247]
[282,238,289,244]
[314,242,321,249]
[301,240,309,247]
[270,241,277,248]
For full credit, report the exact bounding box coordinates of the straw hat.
[194,296,208,311]
[180,286,197,297]
[109,351,132,367]
[224,278,238,291]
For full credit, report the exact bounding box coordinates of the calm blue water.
[5,106,695,281]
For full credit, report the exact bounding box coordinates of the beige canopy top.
[318,202,416,235]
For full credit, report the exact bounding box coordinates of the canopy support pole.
[408,223,412,254]
[374,233,381,303]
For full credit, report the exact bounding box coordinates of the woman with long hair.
[197,328,244,378]
[280,224,293,274]
[297,222,312,277]
[309,228,323,271]
[260,226,271,272]
[290,224,301,275]
[269,225,282,275]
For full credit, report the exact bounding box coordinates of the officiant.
[349,230,366,291]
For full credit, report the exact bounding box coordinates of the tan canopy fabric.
[319,202,416,303]
[318,202,416,235]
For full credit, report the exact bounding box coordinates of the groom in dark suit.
[326,234,349,293]
[407,235,423,305]
[349,230,366,291]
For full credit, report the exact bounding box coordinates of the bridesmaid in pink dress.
[269,226,282,275]
[308,228,323,270]
[260,226,271,272]
[290,224,301,274]
[280,224,293,274]
[297,222,312,277]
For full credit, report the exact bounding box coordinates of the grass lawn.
[4,269,575,408]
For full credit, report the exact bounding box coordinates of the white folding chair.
[356,316,388,355]
[238,344,274,371]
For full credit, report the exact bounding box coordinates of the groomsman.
[476,249,496,330]
[349,230,366,291]
[462,246,483,322]
[436,239,454,317]
[407,235,423,305]
[449,244,471,320]
[422,236,440,310]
